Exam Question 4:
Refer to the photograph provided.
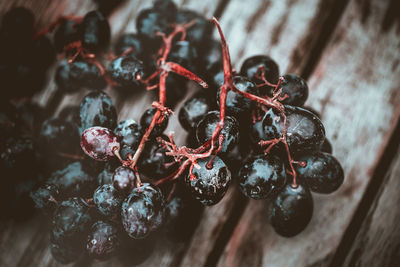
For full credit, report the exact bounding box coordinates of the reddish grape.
[80,127,120,161]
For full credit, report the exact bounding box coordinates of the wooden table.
[1,0,400,266]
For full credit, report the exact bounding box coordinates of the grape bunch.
[0,0,344,264]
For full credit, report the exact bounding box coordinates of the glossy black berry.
[79,91,118,134]
[140,108,168,137]
[238,154,286,200]
[279,74,309,106]
[112,166,136,193]
[38,117,79,155]
[114,119,143,147]
[136,8,170,51]
[217,76,259,117]
[114,33,144,58]
[196,111,240,153]
[30,184,60,212]
[79,11,111,53]
[121,183,165,239]
[178,92,214,132]
[87,221,120,260]
[262,105,325,154]
[55,60,107,92]
[240,55,279,95]
[138,136,176,180]
[93,184,123,216]
[269,184,313,237]
[295,151,344,194]
[175,10,211,46]
[167,40,198,71]
[108,54,144,89]
[185,156,231,206]
[47,161,96,199]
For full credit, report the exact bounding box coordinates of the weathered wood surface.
[0,0,399,266]
[217,0,400,266]
[343,145,400,267]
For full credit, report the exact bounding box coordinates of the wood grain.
[343,146,400,267]
[217,0,400,266]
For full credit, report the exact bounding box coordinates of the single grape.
[295,151,344,194]
[279,74,309,106]
[112,166,136,193]
[196,111,240,153]
[140,108,169,137]
[93,184,124,216]
[79,10,111,53]
[86,221,120,261]
[114,119,143,148]
[178,92,215,132]
[185,155,231,206]
[238,154,286,200]
[262,105,325,154]
[108,54,144,88]
[79,91,118,134]
[121,183,165,239]
[80,126,120,161]
[269,184,313,237]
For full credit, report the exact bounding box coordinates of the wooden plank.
[343,145,400,266]
[217,0,400,266]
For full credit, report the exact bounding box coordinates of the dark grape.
[79,91,118,134]
[121,183,165,239]
[279,74,309,106]
[87,221,120,260]
[185,155,231,206]
[79,10,111,53]
[112,166,136,193]
[269,184,313,237]
[140,108,168,137]
[93,184,123,216]
[178,92,214,132]
[114,119,143,148]
[53,18,80,52]
[295,151,344,194]
[108,54,144,88]
[238,154,286,200]
[196,111,240,153]
[30,184,60,212]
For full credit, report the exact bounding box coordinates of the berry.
[80,126,120,161]
[114,119,143,148]
[196,111,240,153]
[279,74,309,106]
[262,105,325,154]
[138,136,176,180]
[55,60,107,92]
[140,108,168,137]
[217,75,259,117]
[185,155,231,206]
[79,91,118,134]
[136,8,170,51]
[114,33,144,58]
[240,55,279,95]
[112,166,136,193]
[97,161,118,185]
[87,221,120,261]
[238,154,286,200]
[93,184,123,216]
[295,151,344,194]
[107,54,144,88]
[121,183,165,239]
[175,10,211,46]
[178,92,215,132]
[167,40,198,71]
[269,183,313,237]
[30,184,60,212]
[79,11,111,53]
[38,117,79,155]
[47,161,96,198]
[53,18,80,52]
